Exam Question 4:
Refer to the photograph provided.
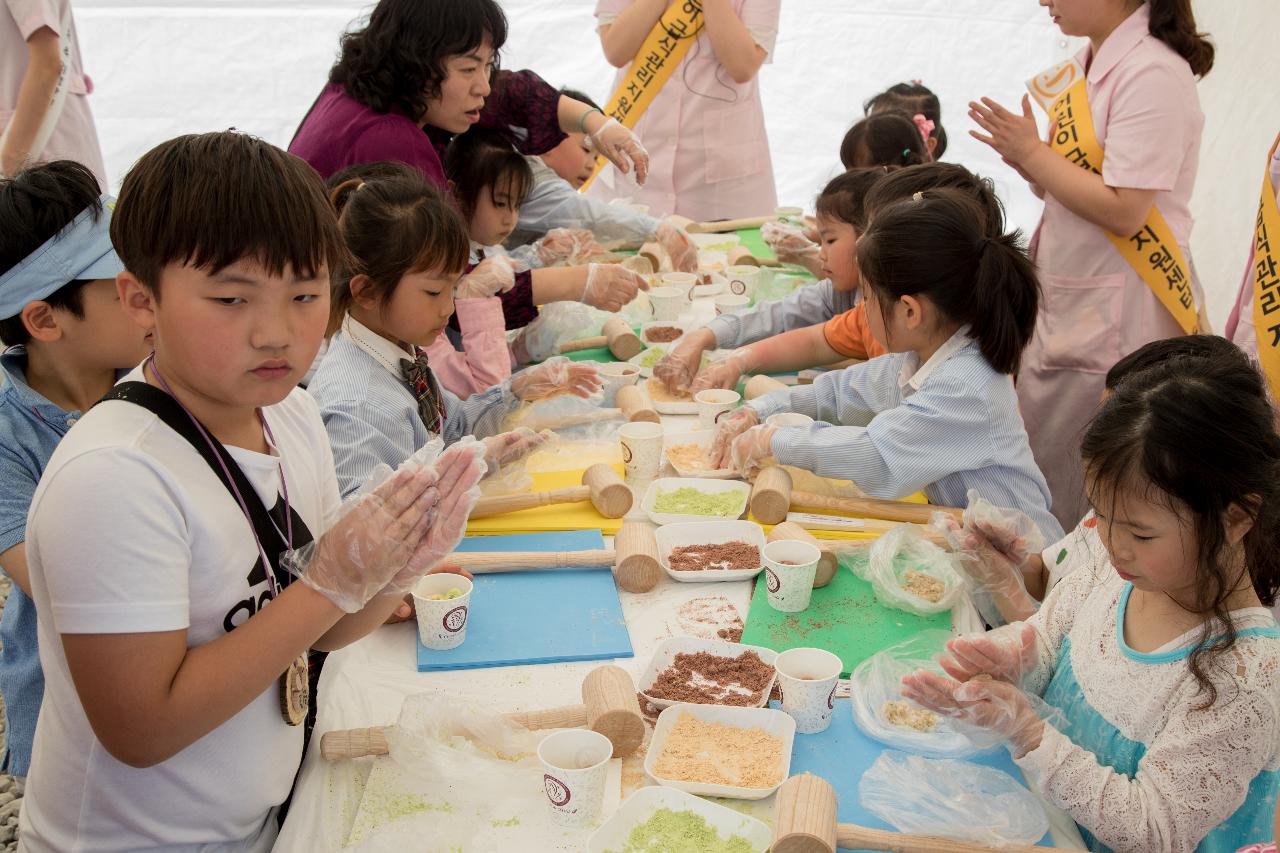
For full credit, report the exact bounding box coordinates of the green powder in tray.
[605,807,761,853]
[638,348,667,368]
[652,486,743,517]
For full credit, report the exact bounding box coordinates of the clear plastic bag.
[860,524,967,615]
[859,750,1050,848]
[849,630,994,758]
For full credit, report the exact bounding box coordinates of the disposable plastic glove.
[761,221,820,266]
[730,424,777,478]
[535,228,606,267]
[933,510,1040,625]
[509,303,595,365]
[655,221,698,273]
[690,347,754,394]
[709,406,760,468]
[510,356,602,401]
[653,330,713,394]
[936,623,1040,685]
[588,117,650,184]
[899,673,1046,757]
[582,264,648,312]
[481,427,550,471]
[457,254,517,300]
[284,466,443,613]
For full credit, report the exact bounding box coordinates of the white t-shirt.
[20,369,341,853]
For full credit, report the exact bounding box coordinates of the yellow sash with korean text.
[1252,132,1280,400]
[1027,60,1202,335]
[580,1,704,191]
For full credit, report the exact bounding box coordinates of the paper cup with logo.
[725,265,761,300]
[537,729,612,827]
[619,421,663,485]
[694,388,741,429]
[412,574,472,650]
[714,294,751,316]
[649,286,688,321]
[661,271,699,302]
[774,647,842,734]
[599,361,641,406]
[766,412,815,428]
[762,539,820,613]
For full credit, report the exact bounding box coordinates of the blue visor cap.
[0,195,124,319]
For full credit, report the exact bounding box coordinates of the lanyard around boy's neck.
[145,353,293,588]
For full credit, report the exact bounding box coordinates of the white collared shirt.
[896,325,973,395]
[340,314,413,378]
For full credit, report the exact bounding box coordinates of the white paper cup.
[725,265,761,300]
[762,540,820,613]
[775,205,805,224]
[537,729,612,827]
[649,286,689,321]
[412,574,473,650]
[713,294,751,316]
[599,361,641,406]
[766,412,815,428]
[619,421,663,485]
[774,647,842,734]
[694,388,741,429]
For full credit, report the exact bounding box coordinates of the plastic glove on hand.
[588,117,650,184]
[536,228,605,267]
[389,441,488,588]
[510,356,602,401]
[690,348,752,394]
[938,623,1040,685]
[900,672,1045,756]
[653,334,708,394]
[730,424,776,478]
[655,221,698,273]
[963,489,1045,569]
[582,264,648,312]
[482,427,550,470]
[457,254,517,300]
[761,221,819,262]
[708,406,760,468]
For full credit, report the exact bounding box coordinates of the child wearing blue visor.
[0,160,150,779]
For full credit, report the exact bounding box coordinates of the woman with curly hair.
[290,0,649,328]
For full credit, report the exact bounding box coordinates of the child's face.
[541,132,595,189]
[468,184,521,247]
[1087,477,1201,599]
[122,258,328,412]
[378,268,457,349]
[63,279,152,370]
[422,38,495,134]
[816,214,859,292]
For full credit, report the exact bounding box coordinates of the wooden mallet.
[766,521,839,588]
[320,665,646,761]
[444,522,662,593]
[616,383,660,423]
[752,467,962,526]
[773,774,1065,853]
[727,245,781,268]
[470,463,631,519]
[558,317,643,360]
[744,374,788,400]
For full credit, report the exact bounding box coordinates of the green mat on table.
[739,550,951,678]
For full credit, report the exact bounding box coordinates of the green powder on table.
[638,348,667,368]
[653,486,742,517]
[605,807,761,853]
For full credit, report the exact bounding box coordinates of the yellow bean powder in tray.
[652,712,785,789]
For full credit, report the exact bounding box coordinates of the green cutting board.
[739,552,951,678]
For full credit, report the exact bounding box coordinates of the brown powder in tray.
[668,541,760,572]
[644,325,684,343]
[646,650,775,706]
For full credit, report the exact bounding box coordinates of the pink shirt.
[1017,3,1206,528]
[586,0,779,221]
[1224,143,1280,365]
[1,0,105,188]
[422,297,512,398]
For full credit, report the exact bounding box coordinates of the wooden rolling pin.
[470,463,631,519]
[751,466,962,526]
[687,215,776,234]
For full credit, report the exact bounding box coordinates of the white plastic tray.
[653,520,766,583]
[642,477,750,524]
[639,321,690,347]
[638,636,777,710]
[662,429,736,478]
[587,786,770,853]
[628,346,669,378]
[645,703,795,800]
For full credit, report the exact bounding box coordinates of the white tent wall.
[74,0,1278,329]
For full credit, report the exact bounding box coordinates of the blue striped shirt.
[307,317,513,497]
[705,278,860,350]
[750,331,1064,541]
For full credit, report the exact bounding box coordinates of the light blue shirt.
[307,317,513,497]
[507,156,659,248]
[705,278,858,350]
[750,330,1064,542]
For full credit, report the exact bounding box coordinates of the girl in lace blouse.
[904,350,1280,853]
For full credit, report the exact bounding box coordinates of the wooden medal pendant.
[280,652,309,726]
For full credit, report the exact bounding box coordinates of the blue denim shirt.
[0,347,92,775]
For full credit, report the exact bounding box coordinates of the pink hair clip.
[912,113,936,143]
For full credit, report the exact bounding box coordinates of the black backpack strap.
[101,382,288,566]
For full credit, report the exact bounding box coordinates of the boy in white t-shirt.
[18,131,486,853]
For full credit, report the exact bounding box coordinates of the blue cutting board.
[784,698,1058,851]
[415,529,634,671]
